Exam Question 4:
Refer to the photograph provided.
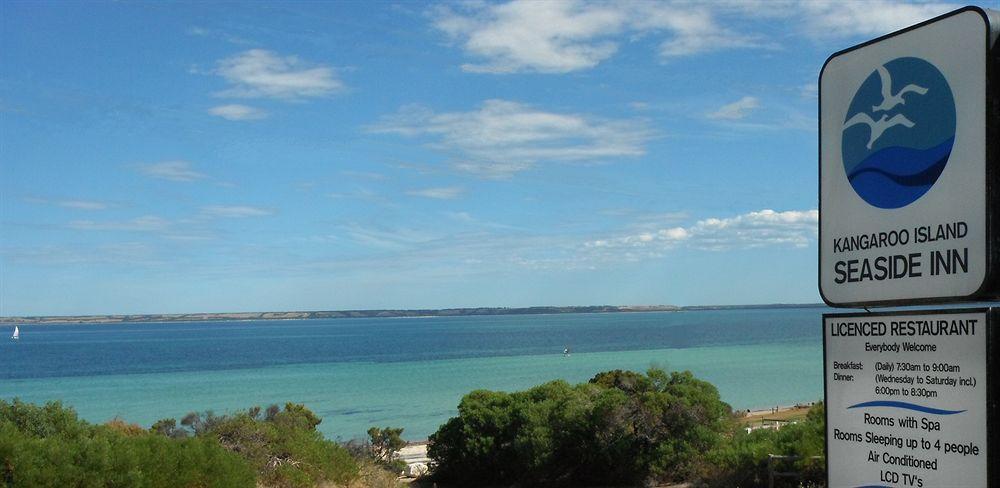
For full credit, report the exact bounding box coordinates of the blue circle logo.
[842,57,955,209]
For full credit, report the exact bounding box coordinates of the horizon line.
[0,302,828,323]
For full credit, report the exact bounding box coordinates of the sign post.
[819,6,999,308]
[819,6,1000,487]
[824,309,998,487]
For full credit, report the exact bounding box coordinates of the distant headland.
[0,303,826,325]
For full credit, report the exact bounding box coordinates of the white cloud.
[370,99,652,178]
[343,224,438,251]
[64,206,272,239]
[3,242,161,267]
[327,188,397,207]
[68,215,170,232]
[138,161,206,182]
[800,82,818,99]
[208,104,268,120]
[434,0,625,73]
[186,26,253,46]
[26,198,112,210]
[214,49,343,99]
[800,1,958,38]
[432,0,958,73]
[406,187,465,200]
[707,96,760,120]
[690,209,818,249]
[447,211,476,223]
[433,0,767,73]
[257,208,814,276]
[631,4,766,58]
[586,209,818,251]
[200,205,274,218]
[58,200,110,210]
[341,170,385,180]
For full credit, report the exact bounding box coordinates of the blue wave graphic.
[846,136,954,209]
[847,400,965,415]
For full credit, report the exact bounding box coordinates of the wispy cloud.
[327,188,397,207]
[432,0,766,73]
[208,104,268,121]
[634,4,766,59]
[342,224,439,251]
[137,161,206,182]
[798,1,958,38]
[406,187,465,200]
[58,200,111,210]
[341,170,385,180]
[446,211,476,223]
[187,25,254,46]
[586,209,818,252]
[26,197,113,211]
[68,215,170,232]
[3,242,162,267]
[432,0,957,74]
[370,99,653,178]
[299,209,815,276]
[63,205,272,241]
[213,49,343,99]
[800,82,818,99]
[200,205,274,218]
[707,96,760,120]
[434,0,624,73]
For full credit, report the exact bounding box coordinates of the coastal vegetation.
[365,426,407,472]
[0,399,401,488]
[150,403,359,487]
[1,370,824,487]
[426,368,825,487]
[0,399,254,487]
[427,368,730,486]
[705,403,825,487]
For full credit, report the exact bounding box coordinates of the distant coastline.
[0,303,825,325]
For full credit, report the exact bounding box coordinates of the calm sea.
[0,308,826,440]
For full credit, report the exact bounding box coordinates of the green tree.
[705,402,825,487]
[429,368,732,487]
[368,426,406,465]
[0,399,255,488]
[170,403,360,488]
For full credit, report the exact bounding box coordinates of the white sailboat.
[11,326,19,341]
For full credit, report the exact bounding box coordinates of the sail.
[11,326,18,340]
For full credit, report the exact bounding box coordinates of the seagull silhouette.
[843,112,915,149]
[872,65,928,112]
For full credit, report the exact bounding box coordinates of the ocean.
[0,308,826,440]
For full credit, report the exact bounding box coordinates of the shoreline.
[0,303,827,325]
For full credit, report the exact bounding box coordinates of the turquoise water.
[0,309,825,440]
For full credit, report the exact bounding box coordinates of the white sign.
[819,7,998,306]
[824,310,989,488]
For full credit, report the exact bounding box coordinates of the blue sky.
[0,0,986,316]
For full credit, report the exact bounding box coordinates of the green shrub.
[0,399,255,488]
[366,426,407,474]
[428,368,732,487]
[704,403,825,487]
[158,402,359,488]
[368,426,405,464]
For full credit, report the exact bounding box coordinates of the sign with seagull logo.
[819,6,1000,307]
[842,57,953,208]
